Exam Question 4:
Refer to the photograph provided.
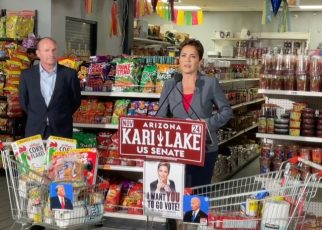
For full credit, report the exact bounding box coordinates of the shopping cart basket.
[1,143,109,230]
[179,157,322,230]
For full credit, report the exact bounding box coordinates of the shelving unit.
[81,91,160,99]
[258,89,322,97]
[73,123,118,129]
[219,78,259,84]
[133,37,171,46]
[256,133,322,143]
[98,165,143,172]
[213,150,260,182]
[231,98,264,110]
[219,124,258,146]
[104,212,166,222]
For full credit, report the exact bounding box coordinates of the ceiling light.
[174,6,201,10]
[298,5,322,10]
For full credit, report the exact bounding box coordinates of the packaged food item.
[104,184,122,212]
[46,136,77,168]
[147,102,159,116]
[127,183,143,215]
[127,100,148,116]
[11,134,47,176]
[155,64,177,93]
[139,64,157,93]
[73,132,97,148]
[113,58,141,92]
[111,99,131,124]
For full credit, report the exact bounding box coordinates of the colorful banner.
[144,161,184,219]
[156,2,203,26]
[119,116,206,166]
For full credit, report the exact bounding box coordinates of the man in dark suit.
[183,197,208,223]
[50,184,73,210]
[19,37,81,139]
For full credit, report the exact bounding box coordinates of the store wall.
[1,0,52,37]
[51,0,125,56]
[2,0,126,56]
[142,11,322,55]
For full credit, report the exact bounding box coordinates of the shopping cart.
[1,143,109,230]
[179,157,322,230]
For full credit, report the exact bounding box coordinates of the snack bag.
[155,64,178,93]
[139,64,157,93]
[104,183,122,212]
[73,132,97,148]
[147,102,160,116]
[127,183,143,215]
[11,134,47,175]
[111,99,131,124]
[113,58,141,92]
[46,136,77,168]
[71,148,99,185]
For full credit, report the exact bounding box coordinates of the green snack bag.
[111,99,131,124]
[139,64,157,93]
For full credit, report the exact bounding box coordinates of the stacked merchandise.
[213,144,260,182]
[259,53,322,92]
[258,102,322,138]
[260,143,321,175]
[72,131,144,215]
[79,55,177,93]
[8,135,108,228]
[0,10,35,39]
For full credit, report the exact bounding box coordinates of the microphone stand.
[155,73,183,116]
[175,85,215,145]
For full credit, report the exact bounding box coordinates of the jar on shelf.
[270,70,283,90]
[296,74,308,91]
[259,71,271,89]
[309,74,321,92]
[283,71,295,90]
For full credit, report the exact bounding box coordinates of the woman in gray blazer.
[157,39,233,187]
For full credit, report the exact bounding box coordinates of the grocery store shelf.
[258,89,322,97]
[104,212,166,222]
[219,124,258,146]
[73,123,118,129]
[219,78,259,84]
[81,91,160,99]
[231,98,265,110]
[99,165,143,172]
[211,37,258,41]
[133,37,171,46]
[214,151,260,182]
[256,133,322,143]
[209,57,248,61]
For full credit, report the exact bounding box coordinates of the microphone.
[155,72,182,116]
[175,84,215,145]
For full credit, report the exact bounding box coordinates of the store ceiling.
[177,0,322,11]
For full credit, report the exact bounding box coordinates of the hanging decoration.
[278,0,291,32]
[134,0,152,18]
[109,0,121,37]
[85,0,93,14]
[156,2,203,26]
[151,0,158,12]
[262,0,272,24]
[271,0,282,16]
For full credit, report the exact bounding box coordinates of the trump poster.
[143,161,184,219]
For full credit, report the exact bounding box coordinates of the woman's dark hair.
[157,162,170,172]
[179,39,204,60]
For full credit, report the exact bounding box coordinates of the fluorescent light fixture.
[298,5,322,10]
[174,6,201,10]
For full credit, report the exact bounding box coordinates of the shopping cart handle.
[288,156,299,164]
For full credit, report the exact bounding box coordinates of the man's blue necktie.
[192,212,196,222]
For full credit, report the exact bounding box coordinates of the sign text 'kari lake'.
[119,116,206,166]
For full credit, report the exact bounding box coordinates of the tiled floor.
[0,157,260,230]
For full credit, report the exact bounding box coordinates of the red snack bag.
[104,183,122,212]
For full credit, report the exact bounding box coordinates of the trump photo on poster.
[144,161,184,219]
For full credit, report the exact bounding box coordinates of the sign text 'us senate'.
[119,116,206,166]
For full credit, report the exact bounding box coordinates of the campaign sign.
[144,161,184,219]
[119,116,206,166]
